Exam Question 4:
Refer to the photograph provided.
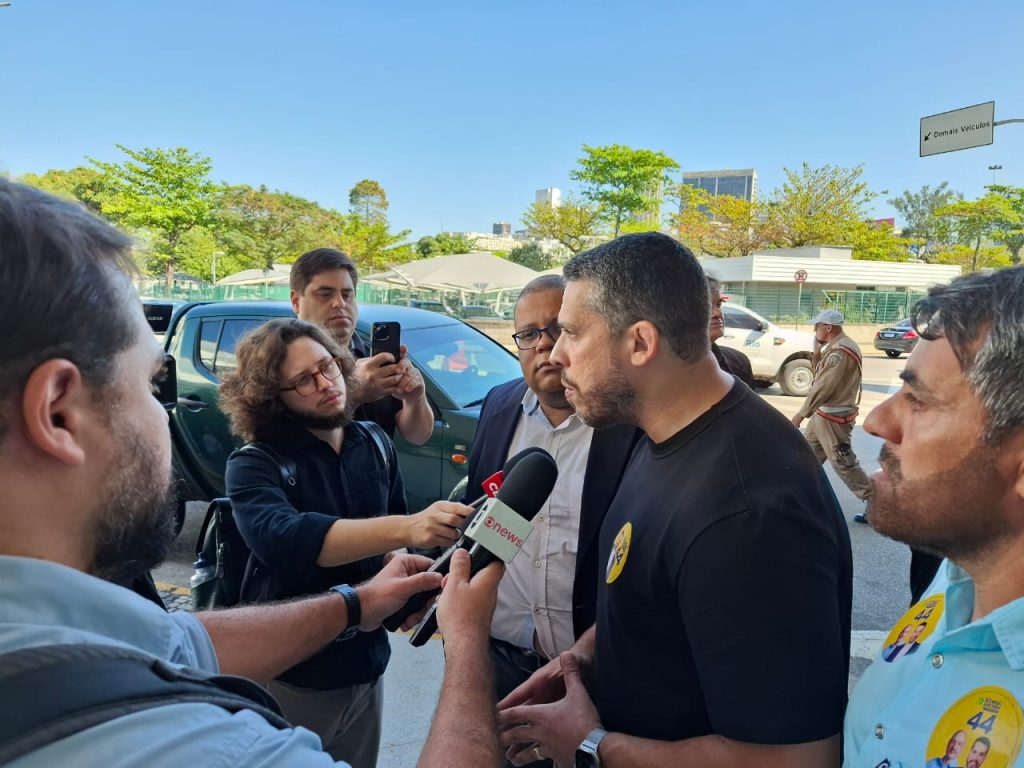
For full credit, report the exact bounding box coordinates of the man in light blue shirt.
[0,179,506,767]
[844,266,1024,767]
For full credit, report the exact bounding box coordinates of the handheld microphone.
[408,449,558,647]
[381,447,549,631]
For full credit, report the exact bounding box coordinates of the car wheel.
[885,349,902,359]
[779,359,813,397]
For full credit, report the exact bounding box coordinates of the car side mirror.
[758,321,768,332]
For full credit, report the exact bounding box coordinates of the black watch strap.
[330,584,361,641]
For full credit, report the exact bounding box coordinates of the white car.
[718,304,816,396]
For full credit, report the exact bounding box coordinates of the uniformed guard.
[791,308,873,522]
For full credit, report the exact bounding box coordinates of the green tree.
[506,243,556,271]
[348,179,389,224]
[670,185,775,257]
[416,232,478,257]
[340,180,412,272]
[18,166,112,214]
[766,163,879,248]
[216,184,338,272]
[932,244,1013,271]
[987,185,1024,263]
[935,194,1019,272]
[521,193,603,254]
[847,219,918,262]
[570,144,679,237]
[90,145,219,286]
[887,182,958,258]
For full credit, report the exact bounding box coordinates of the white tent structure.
[216,266,291,286]
[364,252,539,293]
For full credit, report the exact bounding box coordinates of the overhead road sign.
[920,102,994,157]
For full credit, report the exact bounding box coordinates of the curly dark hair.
[219,318,356,442]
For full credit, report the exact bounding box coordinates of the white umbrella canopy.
[364,252,539,292]
[216,267,291,286]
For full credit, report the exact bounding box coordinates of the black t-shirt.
[592,379,852,745]
[225,419,407,690]
[351,334,403,438]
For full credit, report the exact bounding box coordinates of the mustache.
[878,445,902,480]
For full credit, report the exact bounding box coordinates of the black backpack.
[190,423,392,611]
[0,643,290,764]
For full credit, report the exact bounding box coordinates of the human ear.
[20,360,89,467]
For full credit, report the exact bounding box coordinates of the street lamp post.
[988,164,1003,185]
[212,250,224,285]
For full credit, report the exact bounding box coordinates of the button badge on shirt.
[923,686,1023,767]
[605,522,632,585]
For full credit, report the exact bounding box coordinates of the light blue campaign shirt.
[0,556,343,768]
[845,560,1024,767]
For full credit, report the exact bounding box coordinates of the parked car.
[409,299,454,316]
[458,304,503,320]
[873,318,918,358]
[717,304,816,396]
[157,301,523,530]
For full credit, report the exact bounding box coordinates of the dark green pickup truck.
[150,300,522,528]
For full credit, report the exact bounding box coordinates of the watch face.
[574,750,597,768]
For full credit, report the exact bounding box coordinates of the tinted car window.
[404,324,521,407]
[198,320,222,373]
[722,307,763,331]
[214,318,264,376]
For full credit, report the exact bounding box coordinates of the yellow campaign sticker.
[924,687,1023,768]
[879,593,945,664]
[605,522,632,584]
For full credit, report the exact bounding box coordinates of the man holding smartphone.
[291,248,434,445]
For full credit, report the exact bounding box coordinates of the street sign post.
[794,270,808,328]
[920,102,994,157]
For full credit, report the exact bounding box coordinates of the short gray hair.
[563,232,709,362]
[912,265,1024,445]
[0,180,139,440]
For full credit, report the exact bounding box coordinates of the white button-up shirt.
[490,389,593,659]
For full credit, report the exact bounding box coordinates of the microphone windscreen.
[501,446,546,476]
[495,450,558,522]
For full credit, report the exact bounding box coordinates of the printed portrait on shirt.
[925,687,1023,768]
[881,594,944,663]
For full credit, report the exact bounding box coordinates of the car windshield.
[404,324,521,408]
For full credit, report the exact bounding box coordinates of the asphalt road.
[155,349,914,633]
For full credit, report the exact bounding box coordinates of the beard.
[869,443,1007,562]
[90,426,177,587]
[288,409,350,431]
[564,360,637,430]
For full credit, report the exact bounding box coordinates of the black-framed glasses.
[512,323,561,351]
[280,357,344,397]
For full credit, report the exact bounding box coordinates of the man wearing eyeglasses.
[290,248,434,445]
[462,275,640,764]
[219,318,475,767]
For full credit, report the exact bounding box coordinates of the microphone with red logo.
[381,447,549,632]
[408,449,558,647]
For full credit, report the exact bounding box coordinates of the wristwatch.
[574,728,608,767]
[330,584,361,641]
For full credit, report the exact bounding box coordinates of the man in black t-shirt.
[497,233,852,768]
[290,248,434,444]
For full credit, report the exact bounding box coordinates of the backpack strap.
[237,442,298,489]
[0,643,290,764]
[358,420,392,475]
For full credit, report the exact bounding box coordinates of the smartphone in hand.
[371,321,401,362]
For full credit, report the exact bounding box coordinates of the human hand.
[357,554,443,631]
[353,354,403,404]
[791,414,805,429]
[499,653,602,767]
[393,345,425,401]
[407,501,472,549]
[435,548,503,651]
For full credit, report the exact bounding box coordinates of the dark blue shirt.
[225,419,407,690]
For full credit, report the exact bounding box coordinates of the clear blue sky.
[2,0,1022,240]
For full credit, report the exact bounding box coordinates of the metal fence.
[722,284,926,325]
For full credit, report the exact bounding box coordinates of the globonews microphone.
[408,449,558,647]
[381,447,551,632]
